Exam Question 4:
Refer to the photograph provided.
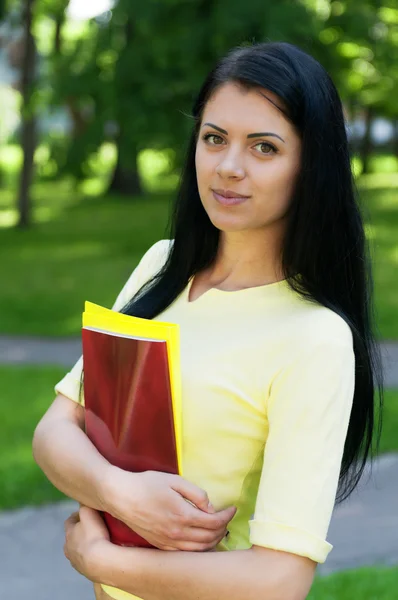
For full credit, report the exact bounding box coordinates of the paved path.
[0,454,397,599]
[1,336,398,386]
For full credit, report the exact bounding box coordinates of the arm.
[33,238,174,511]
[34,394,235,551]
[64,508,315,600]
[32,393,117,511]
[94,542,315,600]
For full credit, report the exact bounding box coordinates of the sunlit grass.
[309,566,398,599]
[352,152,398,177]
[0,187,171,335]
[0,141,180,198]
[0,366,69,509]
[358,179,398,340]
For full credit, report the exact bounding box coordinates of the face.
[195,82,302,234]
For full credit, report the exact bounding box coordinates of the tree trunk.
[17,0,37,229]
[52,3,87,140]
[108,15,144,197]
[54,10,65,55]
[108,140,143,197]
[360,107,374,175]
[393,120,398,160]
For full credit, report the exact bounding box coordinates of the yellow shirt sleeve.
[249,338,355,563]
[53,239,172,405]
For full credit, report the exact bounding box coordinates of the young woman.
[33,41,384,600]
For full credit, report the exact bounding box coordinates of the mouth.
[212,190,249,206]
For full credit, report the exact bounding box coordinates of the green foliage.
[5,0,398,196]
[6,0,392,200]
[41,0,323,188]
[315,0,398,114]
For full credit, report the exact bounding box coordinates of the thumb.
[79,506,110,538]
[217,505,237,522]
[79,505,104,526]
[173,477,213,512]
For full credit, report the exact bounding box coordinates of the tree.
[17,0,37,228]
[45,0,321,196]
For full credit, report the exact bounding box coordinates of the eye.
[202,133,278,156]
[202,133,224,145]
[254,142,278,155]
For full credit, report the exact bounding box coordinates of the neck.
[209,226,285,288]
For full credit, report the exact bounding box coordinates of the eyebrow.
[202,122,285,143]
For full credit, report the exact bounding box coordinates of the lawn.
[0,187,171,335]
[309,566,398,599]
[0,145,397,338]
[0,365,396,510]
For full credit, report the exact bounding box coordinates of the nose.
[216,149,245,179]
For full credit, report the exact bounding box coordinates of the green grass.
[0,366,69,509]
[0,364,397,510]
[0,186,171,336]
[0,147,397,338]
[358,175,398,340]
[309,566,398,599]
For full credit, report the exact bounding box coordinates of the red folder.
[82,318,180,548]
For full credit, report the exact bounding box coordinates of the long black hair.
[119,41,384,504]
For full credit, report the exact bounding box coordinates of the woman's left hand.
[64,505,111,581]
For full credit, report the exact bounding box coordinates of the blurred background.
[0,0,397,598]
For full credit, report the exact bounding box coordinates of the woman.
[33,41,384,600]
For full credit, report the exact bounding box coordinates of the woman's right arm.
[32,393,115,511]
[32,393,236,551]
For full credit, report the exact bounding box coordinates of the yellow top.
[54,238,355,600]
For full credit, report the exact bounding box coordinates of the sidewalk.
[1,336,398,386]
[0,454,397,599]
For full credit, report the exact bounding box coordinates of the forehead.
[202,82,290,132]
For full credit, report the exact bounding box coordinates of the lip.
[212,188,249,198]
[212,190,248,206]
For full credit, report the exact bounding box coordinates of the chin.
[208,216,250,233]
[203,203,252,232]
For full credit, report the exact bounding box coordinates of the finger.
[172,478,213,513]
[180,526,228,544]
[79,506,110,538]
[79,505,99,520]
[213,505,237,525]
[182,504,236,530]
[79,506,104,527]
[175,533,227,552]
[64,511,79,534]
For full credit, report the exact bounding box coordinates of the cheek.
[196,146,217,179]
[258,159,298,194]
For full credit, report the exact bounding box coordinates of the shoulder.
[137,238,174,277]
[282,294,354,353]
[112,239,174,310]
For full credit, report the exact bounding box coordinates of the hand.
[105,468,237,552]
[64,506,111,581]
